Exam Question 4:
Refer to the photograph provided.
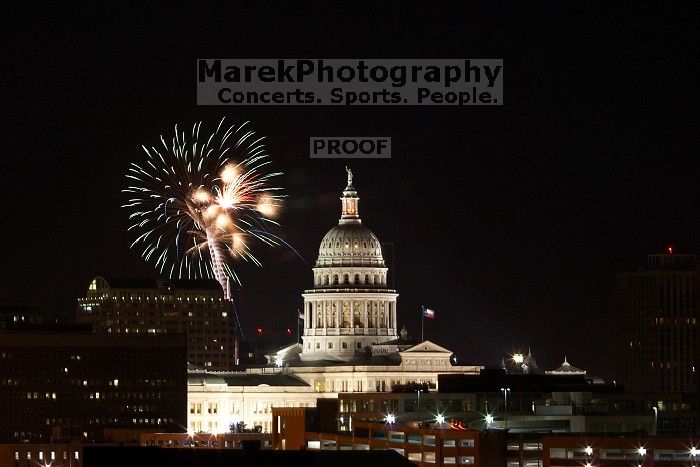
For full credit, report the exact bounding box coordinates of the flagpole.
[421,306,424,342]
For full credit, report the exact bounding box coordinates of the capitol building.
[187,170,481,434]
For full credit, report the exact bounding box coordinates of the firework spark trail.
[123,118,284,299]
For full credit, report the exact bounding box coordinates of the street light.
[500,387,511,429]
[417,389,423,413]
[484,413,494,428]
[436,414,445,424]
[585,446,593,456]
[385,413,396,424]
[652,407,658,435]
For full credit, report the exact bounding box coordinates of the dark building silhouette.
[0,329,186,442]
[0,303,54,330]
[76,276,235,370]
[82,445,415,467]
[616,253,698,393]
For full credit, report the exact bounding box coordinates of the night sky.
[3,4,697,380]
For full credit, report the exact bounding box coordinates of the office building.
[77,277,235,370]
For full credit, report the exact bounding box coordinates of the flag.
[298,310,304,320]
[422,306,435,319]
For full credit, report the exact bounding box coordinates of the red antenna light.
[667,245,673,254]
[256,327,263,335]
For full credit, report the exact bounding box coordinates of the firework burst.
[123,118,284,298]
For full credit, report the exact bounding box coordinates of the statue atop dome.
[345,166,353,187]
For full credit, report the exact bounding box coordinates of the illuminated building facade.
[616,253,698,393]
[541,434,700,467]
[0,441,82,467]
[272,412,507,467]
[186,371,331,434]
[77,277,234,370]
[0,330,186,443]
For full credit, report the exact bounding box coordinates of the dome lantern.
[340,166,360,224]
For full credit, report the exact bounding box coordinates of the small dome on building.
[546,356,586,375]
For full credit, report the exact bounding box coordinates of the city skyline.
[3,4,698,381]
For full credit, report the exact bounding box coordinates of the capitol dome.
[316,223,385,267]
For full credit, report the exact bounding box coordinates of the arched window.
[374,274,379,285]
[333,274,339,285]
[343,274,350,285]
[354,274,360,285]
[324,275,330,286]
[365,274,370,285]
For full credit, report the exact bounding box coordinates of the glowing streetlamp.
[436,414,445,424]
[485,413,494,428]
[500,387,511,429]
[638,446,647,456]
[385,414,396,424]
[187,427,195,437]
[585,446,593,456]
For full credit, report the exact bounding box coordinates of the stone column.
[363,300,368,330]
[320,301,325,329]
[310,301,315,330]
[335,299,341,333]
